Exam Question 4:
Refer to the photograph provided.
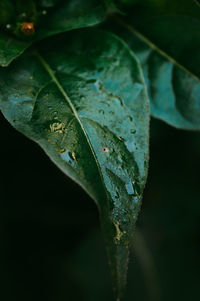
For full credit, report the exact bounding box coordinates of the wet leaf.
[113,16,200,130]
[0,29,149,298]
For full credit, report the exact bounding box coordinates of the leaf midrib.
[35,50,109,205]
[114,16,200,83]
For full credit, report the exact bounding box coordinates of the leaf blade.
[112,16,200,130]
[0,32,30,67]
[0,29,149,298]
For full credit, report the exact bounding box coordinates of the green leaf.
[113,16,200,130]
[0,32,31,67]
[0,0,105,67]
[36,0,106,40]
[0,29,149,298]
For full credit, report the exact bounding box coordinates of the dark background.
[1,111,200,301]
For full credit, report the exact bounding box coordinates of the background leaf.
[36,0,106,40]
[0,29,149,298]
[0,32,31,67]
[111,16,200,130]
[0,0,105,67]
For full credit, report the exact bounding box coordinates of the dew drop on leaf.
[125,181,135,195]
[130,129,136,134]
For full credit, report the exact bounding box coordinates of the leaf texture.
[0,29,149,298]
[113,16,200,130]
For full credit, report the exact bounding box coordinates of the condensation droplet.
[125,181,135,195]
[117,154,123,163]
[52,111,58,118]
[131,129,136,134]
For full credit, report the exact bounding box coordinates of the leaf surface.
[0,29,149,298]
[0,32,31,67]
[36,0,106,39]
[0,0,105,67]
[113,16,200,130]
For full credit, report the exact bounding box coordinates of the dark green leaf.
[118,0,200,21]
[0,0,105,67]
[36,0,106,40]
[0,32,31,67]
[113,16,200,130]
[0,29,149,298]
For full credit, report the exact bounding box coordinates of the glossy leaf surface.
[0,0,105,67]
[0,29,149,298]
[114,16,200,130]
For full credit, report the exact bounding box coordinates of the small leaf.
[113,16,200,130]
[0,29,149,298]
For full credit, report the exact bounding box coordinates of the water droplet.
[134,196,140,203]
[52,111,58,118]
[117,154,123,162]
[125,181,135,195]
[42,10,47,15]
[6,24,11,29]
[101,147,110,153]
[111,95,123,106]
[131,129,136,134]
